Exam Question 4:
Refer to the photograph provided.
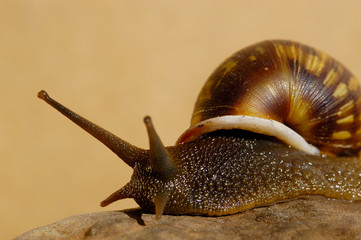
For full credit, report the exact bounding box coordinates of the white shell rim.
[177,115,320,156]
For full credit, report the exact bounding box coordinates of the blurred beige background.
[2,0,361,238]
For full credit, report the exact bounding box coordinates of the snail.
[38,40,361,219]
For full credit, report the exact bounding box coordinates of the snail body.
[38,40,361,219]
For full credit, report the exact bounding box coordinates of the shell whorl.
[178,40,361,156]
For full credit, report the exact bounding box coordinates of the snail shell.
[178,40,361,157]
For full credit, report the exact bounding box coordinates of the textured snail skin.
[38,40,361,219]
[123,131,361,216]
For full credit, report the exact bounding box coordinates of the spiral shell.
[177,40,361,156]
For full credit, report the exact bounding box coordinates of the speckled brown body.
[129,131,361,216]
[38,40,361,219]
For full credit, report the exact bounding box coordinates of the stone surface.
[15,199,361,240]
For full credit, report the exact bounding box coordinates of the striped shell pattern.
[177,40,361,156]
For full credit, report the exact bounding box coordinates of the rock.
[15,199,361,240]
